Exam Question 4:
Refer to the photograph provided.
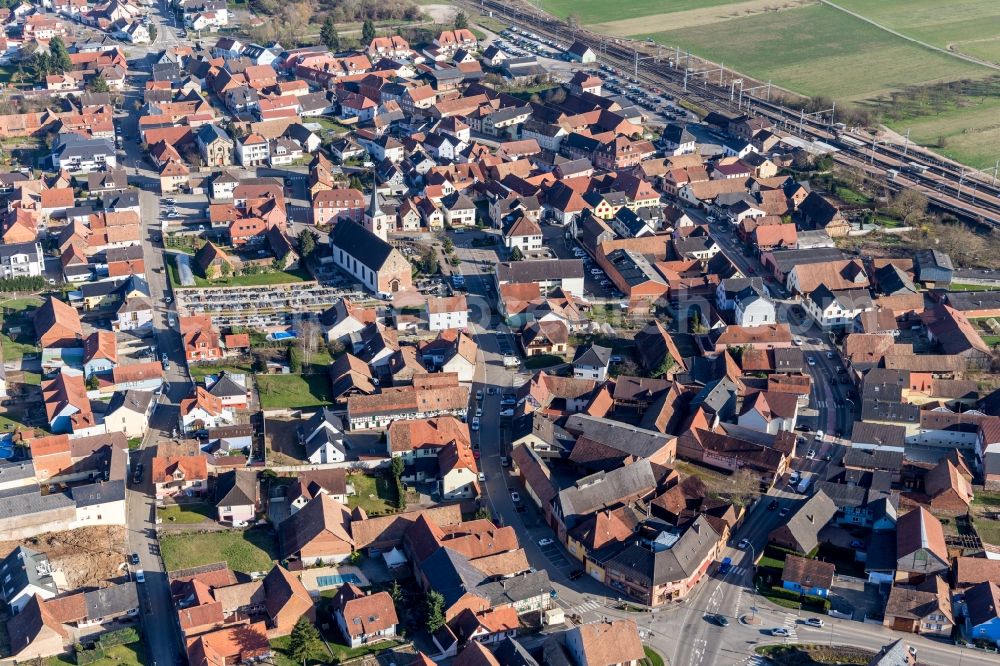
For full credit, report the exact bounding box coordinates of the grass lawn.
[951,283,1000,292]
[49,642,147,666]
[347,472,398,516]
[970,491,1000,547]
[756,644,875,665]
[524,353,564,369]
[644,646,665,666]
[159,528,276,574]
[190,268,312,288]
[257,373,332,409]
[189,362,253,381]
[270,636,332,666]
[158,502,214,524]
[0,331,38,361]
[271,634,401,666]
[313,116,352,134]
[632,4,991,101]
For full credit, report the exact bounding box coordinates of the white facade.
[237,138,269,166]
[0,242,45,278]
[428,308,468,332]
[505,232,543,253]
[734,296,776,327]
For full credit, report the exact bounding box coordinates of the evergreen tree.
[89,75,110,93]
[320,17,339,51]
[425,590,445,633]
[509,246,524,261]
[288,617,323,666]
[361,19,376,43]
[297,228,317,258]
[453,10,469,30]
[48,37,71,74]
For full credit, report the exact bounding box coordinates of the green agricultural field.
[538,0,740,25]
[632,4,990,101]
[833,0,1000,64]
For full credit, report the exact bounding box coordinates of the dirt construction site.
[0,525,128,589]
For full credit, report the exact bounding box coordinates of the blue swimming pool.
[271,331,297,341]
[0,436,13,460]
[316,573,362,587]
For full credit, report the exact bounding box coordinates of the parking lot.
[542,227,622,299]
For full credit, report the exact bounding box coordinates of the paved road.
[119,62,194,666]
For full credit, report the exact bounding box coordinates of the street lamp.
[743,541,759,621]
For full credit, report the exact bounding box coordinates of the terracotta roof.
[896,507,947,563]
[954,557,1000,588]
[330,585,398,638]
[573,620,644,666]
[151,454,208,484]
[389,416,470,453]
[84,330,118,364]
[781,554,835,591]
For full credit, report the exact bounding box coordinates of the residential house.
[278,494,355,565]
[781,554,835,598]
[214,470,259,526]
[964,581,1000,647]
[767,491,837,554]
[895,507,949,581]
[330,584,399,648]
[883,576,954,638]
[298,408,348,464]
[151,454,208,499]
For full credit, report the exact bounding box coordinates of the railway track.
[464,0,1000,227]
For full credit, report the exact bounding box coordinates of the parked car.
[471,417,480,431]
[771,627,790,637]
[803,618,824,628]
[135,569,145,584]
[712,614,729,627]
[130,553,140,566]
[738,538,750,550]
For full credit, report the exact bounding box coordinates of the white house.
[439,442,479,500]
[426,294,468,331]
[103,390,154,439]
[236,133,269,167]
[737,391,798,435]
[180,388,235,433]
[733,285,776,327]
[573,344,611,382]
[503,214,543,253]
[299,408,348,464]
[0,547,60,613]
[803,285,874,330]
[0,242,45,279]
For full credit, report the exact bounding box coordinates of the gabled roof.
[896,507,947,563]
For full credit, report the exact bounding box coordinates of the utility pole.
[993,159,998,187]
[958,168,965,200]
[719,62,724,86]
[829,100,835,127]
[903,128,910,157]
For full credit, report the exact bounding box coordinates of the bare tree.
[299,319,320,368]
[730,468,760,506]
[888,188,928,223]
